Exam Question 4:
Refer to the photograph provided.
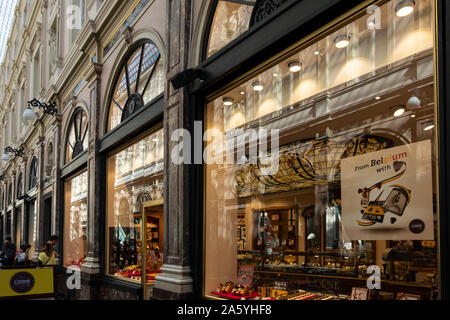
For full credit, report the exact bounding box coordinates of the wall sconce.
[23,99,58,122]
[2,146,25,162]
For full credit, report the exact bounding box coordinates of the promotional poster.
[341,140,434,240]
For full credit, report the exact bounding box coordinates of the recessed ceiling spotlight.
[252,81,264,92]
[375,96,381,100]
[393,106,406,117]
[424,124,435,131]
[288,60,302,73]
[240,91,245,95]
[395,0,415,17]
[223,97,234,106]
[411,114,416,118]
[334,34,351,49]
[273,73,279,77]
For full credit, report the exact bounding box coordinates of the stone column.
[10,171,17,245]
[51,113,62,264]
[153,0,194,300]
[19,157,28,246]
[34,136,46,258]
[79,63,103,299]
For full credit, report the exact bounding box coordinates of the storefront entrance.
[142,199,164,300]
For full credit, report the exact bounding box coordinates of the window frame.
[65,107,89,165]
[105,39,163,134]
[28,157,38,191]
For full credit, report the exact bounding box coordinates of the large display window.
[106,128,164,298]
[63,170,88,268]
[204,0,439,300]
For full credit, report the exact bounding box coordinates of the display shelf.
[211,292,259,300]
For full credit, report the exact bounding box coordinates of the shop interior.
[204,0,438,300]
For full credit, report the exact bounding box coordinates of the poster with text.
[341,140,434,240]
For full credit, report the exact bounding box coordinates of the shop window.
[64,170,88,268]
[17,172,23,199]
[205,0,255,58]
[107,41,164,132]
[106,128,164,286]
[14,209,21,247]
[65,108,89,164]
[26,200,36,256]
[29,157,38,191]
[204,0,439,300]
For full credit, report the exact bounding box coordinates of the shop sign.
[341,140,434,240]
[10,272,35,294]
[0,268,54,298]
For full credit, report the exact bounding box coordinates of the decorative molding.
[250,0,290,26]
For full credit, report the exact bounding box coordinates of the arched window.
[17,172,23,199]
[65,108,89,164]
[7,183,12,206]
[204,0,293,59]
[107,40,164,132]
[29,157,38,191]
[204,1,255,58]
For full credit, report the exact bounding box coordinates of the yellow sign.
[0,268,54,298]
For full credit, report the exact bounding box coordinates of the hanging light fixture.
[2,146,25,162]
[395,0,415,17]
[334,34,351,49]
[23,98,58,122]
[288,60,302,73]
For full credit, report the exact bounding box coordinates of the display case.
[238,250,375,277]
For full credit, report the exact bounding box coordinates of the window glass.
[17,172,23,199]
[204,0,438,300]
[14,209,21,248]
[27,200,36,256]
[29,157,38,190]
[106,128,164,282]
[206,0,255,58]
[64,170,88,268]
[107,41,164,132]
[66,109,89,164]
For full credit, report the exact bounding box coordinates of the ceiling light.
[252,81,264,92]
[375,96,381,100]
[222,97,234,106]
[407,95,421,109]
[395,0,415,17]
[424,124,434,131]
[288,60,302,73]
[334,35,351,49]
[240,91,245,95]
[393,106,406,117]
[273,73,278,77]
[411,114,416,118]
[314,50,320,55]
[367,20,376,29]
